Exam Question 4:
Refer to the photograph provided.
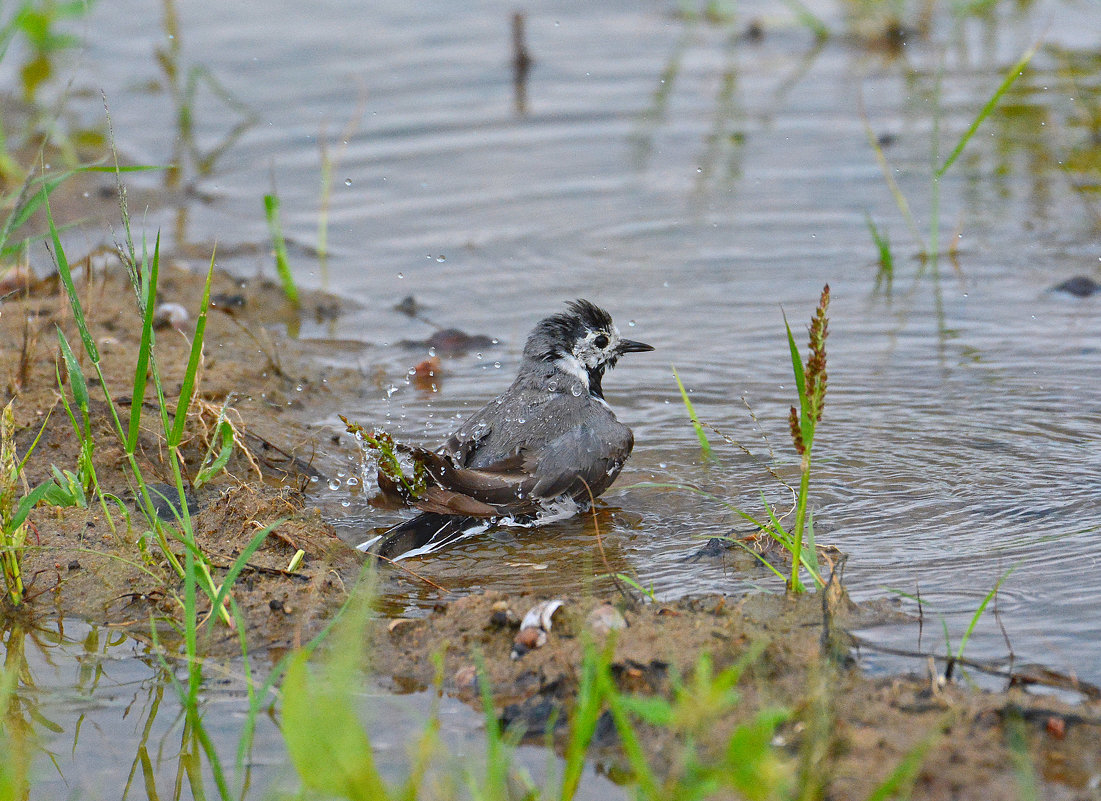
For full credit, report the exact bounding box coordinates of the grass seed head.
[804,284,830,423]
[788,405,805,455]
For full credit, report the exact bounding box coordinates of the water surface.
[5,0,1101,794]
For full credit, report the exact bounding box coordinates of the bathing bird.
[369,299,653,559]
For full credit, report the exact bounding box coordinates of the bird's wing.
[441,411,495,465]
[413,487,498,516]
[527,422,633,500]
[393,443,541,515]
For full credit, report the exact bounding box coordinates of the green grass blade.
[1005,711,1039,801]
[599,669,660,798]
[561,643,611,800]
[672,365,712,459]
[760,490,794,549]
[3,165,164,253]
[169,250,215,447]
[955,566,1016,661]
[127,232,160,453]
[3,175,69,242]
[784,312,808,424]
[263,193,298,305]
[55,327,90,416]
[865,213,893,280]
[10,482,53,531]
[723,707,793,800]
[759,492,822,589]
[860,102,926,253]
[865,723,941,801]
[45,194,98,363]
[195,421,234,487]
[721,535,789,581]
[208,521,280,617]
[282,652,391,800]
[804,510,820,583]
[936,41,1038,178]
[628,480,768,526]
[778,0,828,39]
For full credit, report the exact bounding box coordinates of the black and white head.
[523,299,653,399]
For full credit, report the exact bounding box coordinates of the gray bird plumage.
[370,299,653,560]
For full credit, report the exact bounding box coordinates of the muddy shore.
[2,257,1100,799]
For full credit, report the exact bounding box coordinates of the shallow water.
[6,618,620,800]
[5,0,1101,794]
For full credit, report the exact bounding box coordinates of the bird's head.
[524,299,653,399]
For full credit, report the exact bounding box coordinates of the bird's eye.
[593,334,609,349]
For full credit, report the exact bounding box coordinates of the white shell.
[519,599,564,633]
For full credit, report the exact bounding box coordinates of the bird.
[366,299,653,560]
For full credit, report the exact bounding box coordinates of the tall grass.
[644,287,830,593]
[263,191,299,306]
[0,400,52,606]
[672,366,713,461]
[864,41,1038,271]
[44,190,256,628]
[782,284,829,593]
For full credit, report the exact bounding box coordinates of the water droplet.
[547,379,558,392]
[346,476,359,486]
[571,384,583,396]
[436,255,446,263]
[428,346,436,357]
[310,475,319,483]
[659,462,667,469]
[295,384,303,392]
[517,417,526,424]
[344,178,352,186]
[696,166,703,173]
[386,385,398,397]
[397,272,404,279]
[341,499,350,507]
[328,478,341,490]
[476,352,483,360]
[491,338,499,345]
[493,361,501,369]
[628,320,636,327]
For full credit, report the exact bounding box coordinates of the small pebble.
[586,603,626,636]
[153,302,189,330]
[269,599,284,612]
[489,599,518,628]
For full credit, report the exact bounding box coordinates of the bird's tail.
[363,513,489,561]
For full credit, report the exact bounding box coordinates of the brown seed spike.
[803,284,830,424]
[789,405,805,455]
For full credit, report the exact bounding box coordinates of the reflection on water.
[4,0,1101,794]
[0,618,623,800]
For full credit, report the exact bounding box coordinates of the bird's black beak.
[617,338,655,354]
